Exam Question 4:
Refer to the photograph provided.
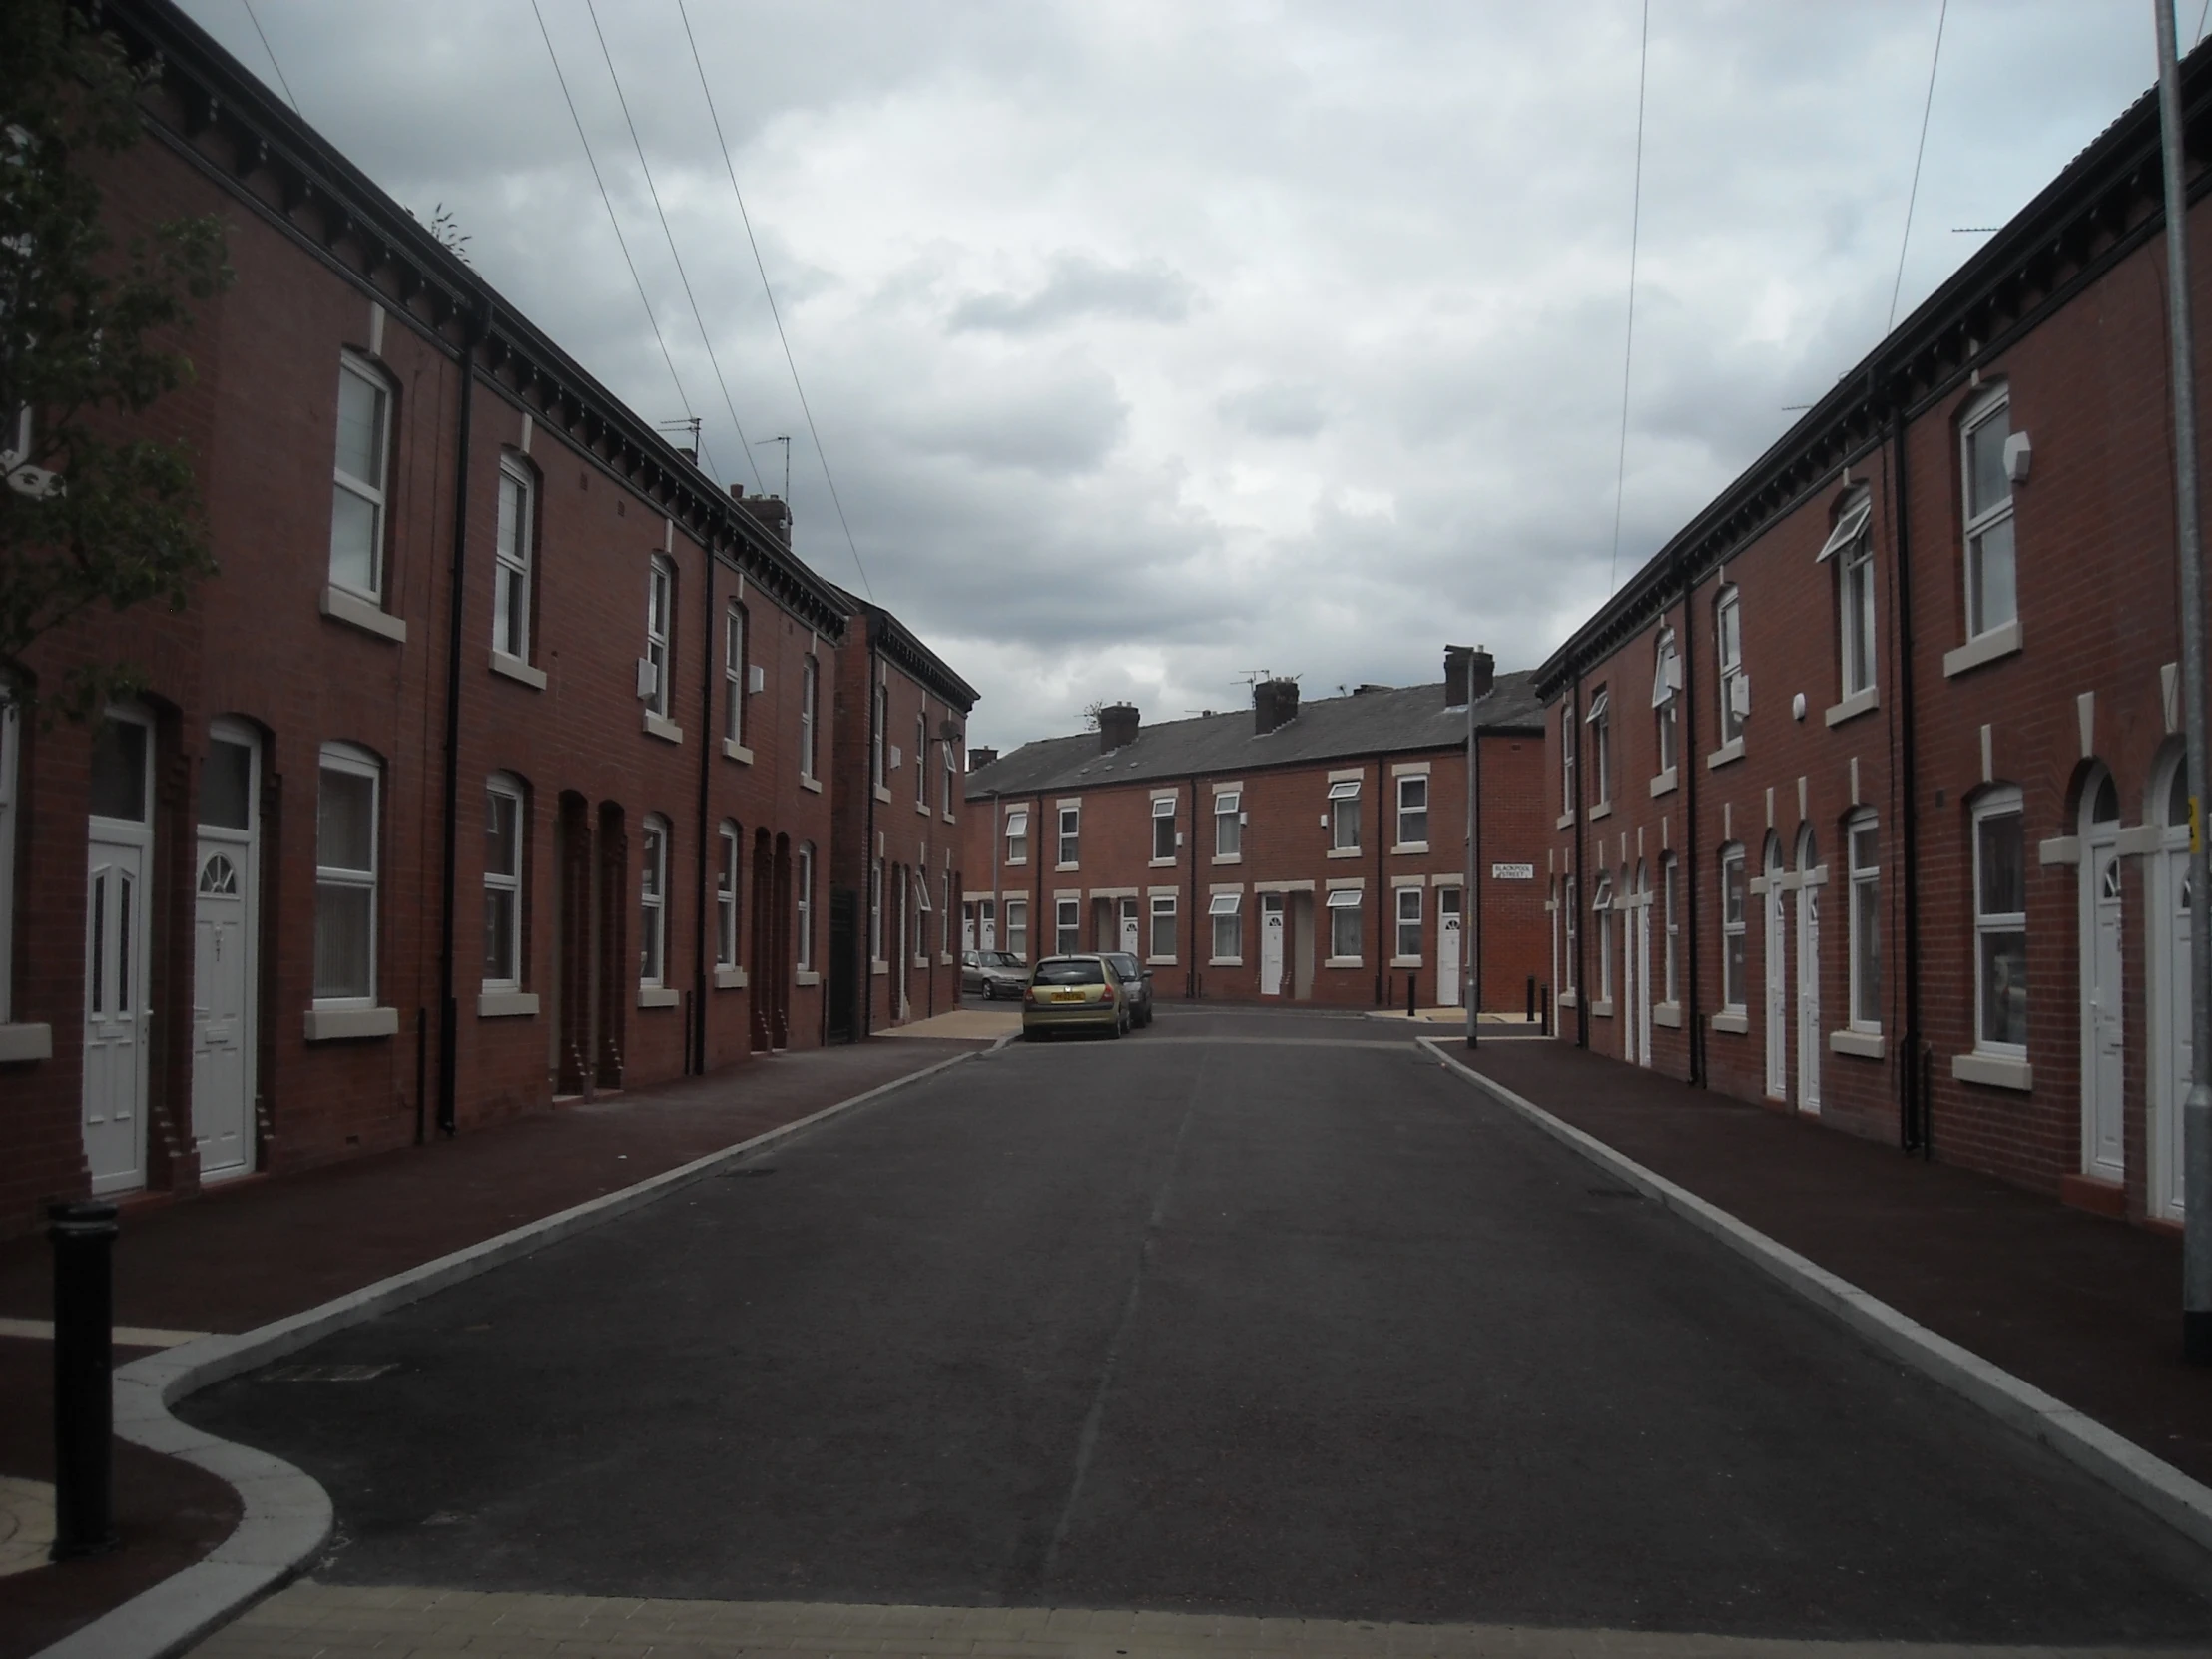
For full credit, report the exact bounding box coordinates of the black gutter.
[434,303,488,1139]
[692,547,714,1077]
[1891,396,1928,1156]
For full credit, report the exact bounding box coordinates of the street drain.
[263,1363,397,1382]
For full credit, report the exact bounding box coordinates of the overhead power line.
[583,0,760,494]
[1606,0,1650,594]
[240,0,299,114]
[528,1,701,466]
[674,0,873,600]
[1887,0,1949,333]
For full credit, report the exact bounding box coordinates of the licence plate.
[1052,991,1087,1003]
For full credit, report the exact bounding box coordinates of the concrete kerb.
[1415,1034,2212,1559]
[32,1043,993,1659]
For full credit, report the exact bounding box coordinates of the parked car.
[1021,955,1128,1040]
[961,949,1029,1000]
[1100,951,1154,1028]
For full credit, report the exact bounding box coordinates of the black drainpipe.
[1187,772,1201,1000]
[435,302,488,1140]
[1891,392,1928,1156]
[1680,561,1703,1086]
[862,630,878,1040]
[1374,752,1388,1007]
[692,544,715,1077]
[1571,669,1588,1049]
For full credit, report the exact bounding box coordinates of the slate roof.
[964,671,1544,801]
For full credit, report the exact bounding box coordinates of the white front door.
[1765,869,1788,1102]
[2084,842,2125,1183]
[1119,898,1139,956]
[1634,893,1652,1066]
[1619,898,1636,1062]
[1260,895,1286,996]
[1797,881,1821,1115]
[1437,888,1462,1008]
[84,836,150,1194]
[191,842,254,1177]
[2156,839,2193,1223]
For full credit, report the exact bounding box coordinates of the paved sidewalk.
[1458,1040,2212,1489]
[879,1007,1022,1040]
[197,1580,2197,1658]
[0,1039,982,1659]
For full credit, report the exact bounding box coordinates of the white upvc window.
[1329,779,1361,850]
[1562,701,1578,813]
[1150,893,1177,960]
[315,744,382,1007]
[329,355,391,601]
[1592,874,1614,1003]
[942,739,956,816]
[1585,688,1611,808]
[643,555,675,717]
[1152,795,1176,860]
[1652,630,1680,775]
[1720,843,1747,1010]
[724,603,748,746]
[940,870,953,955]
[915,714,928,805]
[639,816,669,987]
[1848,811,1881,1030]
[1820,494,1877,698]
[1972,788,2027,1052]
[1058,804,1080,865]
[1396,885,1422,959]
[492,460,534,662]
[1005,808,1029,864]
[1215,791,1241,857]
[1661,852,1679,1003]
[869,859,883,961]
[1209,892,1241,960]
[796,843,815,970]
[1563,874,1578,995]
[717,821,741,969]
[483,774,524,990]
[915,859,933,956]
[1055,898,1080,955]
[872,681,888,791]
[1397,775,1428,847]
[0,701,17,1020]
[1961,388,2016,640]
[1327,887,1363,960]
[1716,587,1747,743]
[800,655,819,782]
[1004,897,1028,960]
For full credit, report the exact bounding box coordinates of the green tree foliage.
[1,0,230,720]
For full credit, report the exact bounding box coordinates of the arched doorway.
[2078,768,2124,1188]
[2151,753,2192,1223]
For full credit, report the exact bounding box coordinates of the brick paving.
[1458,1039,2212,1487]
[193,1581,2198,1658]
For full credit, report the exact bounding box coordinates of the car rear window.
[1104,953,1140,977]
[1034,959,1104,985]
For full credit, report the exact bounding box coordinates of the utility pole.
[2155,0,2212,1362]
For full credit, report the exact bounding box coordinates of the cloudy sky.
[184,1,2168,753]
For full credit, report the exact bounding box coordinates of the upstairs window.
[1058,805,1080,865]
[1652,629,1680,775]
[0,701,14,1021]
[1561,701,1578,813]
[330,356,391,601]
[800,655,819,782]
[1820,492,1876,699]
[1005,808,1029,864]
[1585,688,1611,808]
[643,556,674,718]
[1396,775,1429,847]
[723,603,748,747]
[942,739,956,816]
[1716,587,1747,743]
[1152,796,1176,860]
[872,681,888,791]
[1961,388,2016,639]
[1973,788,2026,1052]
[915,714,928,805]
[492,461,534,662]
[1215,791,1242,857]
[1329,779,1361,850]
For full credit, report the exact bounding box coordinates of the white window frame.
[1395,884,1422,959]
[872,681,888,792]
[1720,843,1747,1011]
[1961,387,2016,641]
[1329,779,1361,850]
[1848,810,1881,1031]
[796,843,815,970]
[1585,688,1611,809]
[1055,898,1080,956]
[1058,805,1080,866]
[1150,893,1178,961]
[1209,892,1241,961]
[915,713,928,806]
[1716,587,1746,744]
[869,858,883,963]
[1563,874,1578,996]
[1661,852,1679,1004]
[1396,775,1429,848]
[639,816,670,988]
[1592,874,1614,1004]
[1972,787,2027,1055]
[483,773,524,991]
[717,821,741,970]
[1215,791,1242,858]
[800,655,819,783]
[314,742,382,1010]
[942,739,956,816]
[724,603,748,747]
[330,354,392,602]
[644,555,675,718]
[492,459,534,663]
[1004,897,1028,961]
[1652,629,1680,776]
[1005,808,1029,864]
[1562,701,1578,814]
[1152,795,1177,860]
[1822,496,1878,699]
[1327,887,1363,961]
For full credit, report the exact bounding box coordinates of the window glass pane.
[1333,906,1362,958]
[1979,929,2027,1045]
[487,788,519,876]
[315,881,372,998]
[90,719,148,822]
[1967,404,2010,518]
[497,473,522,561]
[335,366,384,484]
[1214,913,1238,958]
[202,739,252,830]
[484,887,516,981]
[1853,878,1881,1022]
[1725,928,1746,1005]
[2170,764,2192,829]
[1977,809,2024,916]
[1971,517,2016,634]
[1852,823,1878,873]
[319,768,375,872]
[330,487,378,594]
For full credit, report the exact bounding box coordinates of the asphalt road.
[182,1010,2212,1643]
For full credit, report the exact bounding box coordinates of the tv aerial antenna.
[753,434,792,502]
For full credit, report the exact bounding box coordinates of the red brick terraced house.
[0,0,981,1237]
[825,592,978,1040]
[958,651,1549,1014]
[1536,36,2212,1228]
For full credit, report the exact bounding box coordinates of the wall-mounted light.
[2005,430,2032,484]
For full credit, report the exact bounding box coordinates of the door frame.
[1436,883,1462,1009]
[1795,827,1821,1116]
[85,703,157,1196]
[1764,833,1787,1102]
[1260,892,1286,997]
[192,717,262,1180]
[2078,768,2125,1184]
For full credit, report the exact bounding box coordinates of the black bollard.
[1406,974,1416,1016]
[1526,975,1536,1023]
[50,1200,119,1561]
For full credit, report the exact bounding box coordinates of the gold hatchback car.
[1021,954,1129,1040]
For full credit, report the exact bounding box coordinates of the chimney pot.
[1098,704,1140,753]
[1253,677,1301,735]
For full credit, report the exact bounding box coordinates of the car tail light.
[1100,983,1115,1003]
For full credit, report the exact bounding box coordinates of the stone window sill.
[637,986,679,1009]
[1590,999,1614,1018]
[320,585,406,644]
[1943,619,2022,679]
[800,775,822,794]
[916,801,932,815]
[1706,737,1745,771]
[1055,862,1080,873]
[1210,956,1244,967]
[1652,1002,1682,1029]
[490,650,546,690]
[795,969,821,987]
[1393,842,1430,856]
[1212,853,1243,865]
[1326,846,1363,860]
[1556,812,1576,830]
[1710,1008,1749,1035]
[722,740,754,766]
[643,712,685,745]
[1830,1027,1887,1059]
[871,961,888,976]
[305,1005,399,1042]
[715,966,747,990]
[1558,991,1578,1010]
[1649,769,1678,798]
[1587,802,1612,822]
[0,1022,53,1063]
[1390,954,1422,969]
[874,786,893,804]
[1148,857,1177,869]
[1146,955,1177,968]
[477,990,539,1018]
[1825,686,1878,727]
[1952,1049,2031,1091]
[1325,956,1363,969]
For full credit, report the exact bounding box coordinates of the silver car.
[961,949,1029,1000]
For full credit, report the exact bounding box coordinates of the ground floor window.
[1210,892,1241,960]
[1395,886,1422,958]
[1056,898,1080,955]
[1150,894,1177,959]
[1005,898,1027,960]
[1328,888,1363,960]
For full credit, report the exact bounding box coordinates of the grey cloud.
[1218,383,1328,439]
[949,255,1197,334]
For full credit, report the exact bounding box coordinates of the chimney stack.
[738,495,790,543]
[1469,645,1495,701]
[1253,677,1301,735]
[1444,644,1495,707]
[1098,704,1140,752]
[968,746,998,771]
